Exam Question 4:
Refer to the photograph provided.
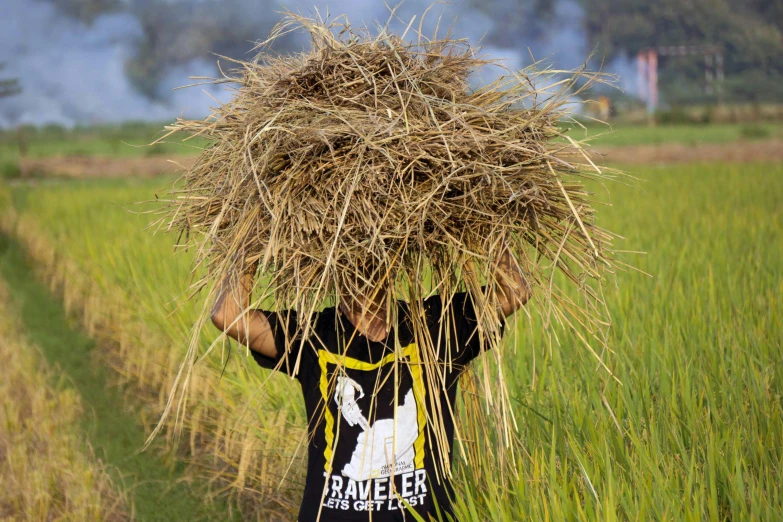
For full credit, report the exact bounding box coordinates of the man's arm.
[210,265,278,358]
[493,243,531,318]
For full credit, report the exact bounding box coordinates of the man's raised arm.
[210,264,278,358]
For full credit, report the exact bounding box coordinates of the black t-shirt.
[252,292,503,522]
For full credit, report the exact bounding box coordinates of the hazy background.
[2,0,781,128]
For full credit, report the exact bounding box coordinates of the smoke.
[0,0,231,127]
[1,0,597,128]
[607,51,639,97]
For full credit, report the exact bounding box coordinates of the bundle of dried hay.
[152,9,621,485]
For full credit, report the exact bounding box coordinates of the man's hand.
[493,244,531,318]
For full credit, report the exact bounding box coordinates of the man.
[211,245,530,521]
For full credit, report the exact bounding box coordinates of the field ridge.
[0,224,244,521]
[0,274,132,521]
[0,206,304,521]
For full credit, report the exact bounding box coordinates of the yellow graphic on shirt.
[318,343,427,479]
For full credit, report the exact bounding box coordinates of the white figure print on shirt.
[333,375,419,482]
[334,376,369,431]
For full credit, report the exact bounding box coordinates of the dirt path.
[18,139,783,179]
[594,138,783,166]
[20,154,197,178]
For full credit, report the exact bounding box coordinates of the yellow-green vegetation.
[0,185,251,522]
[0,278,131,521]
[1,120,781,169]
[2,160,782,520]
[565,121,783,147]
[0,124,206,180]
[1,185,306,521]
[1,123,205,159]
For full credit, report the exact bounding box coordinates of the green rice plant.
[2,184,306,521]
[0,278,131,521]
[2,160,781,520]
[0,124,208,163]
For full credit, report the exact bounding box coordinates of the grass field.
[565,121,783,147]
[0,123,207,159]
[1,160,780,520]
[2,121,781,165]
[0,275,130,521]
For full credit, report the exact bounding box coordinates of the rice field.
[0,159,780,521]
[2,120,781,165]
[0,277,131,521]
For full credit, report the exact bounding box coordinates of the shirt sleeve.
[426,289,505,366]
[248,309,303,378]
